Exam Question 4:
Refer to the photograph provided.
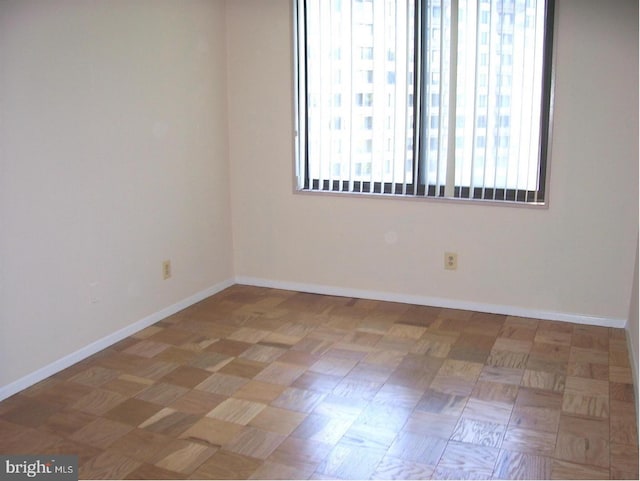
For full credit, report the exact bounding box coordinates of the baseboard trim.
[235,276,626,328]
[0,278,235,402]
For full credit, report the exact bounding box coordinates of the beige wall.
[227,0,638,323]
[0,0,233,388]
[1,0,637,396]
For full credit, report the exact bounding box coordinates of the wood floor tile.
[521,369,565,392]
[124,463,187,480]
[69,366,121,387]
[80,450,141,480]
[291,412,354,445]
[130,358,179,381]
[354,403,412,433]
[207,398,266,425]
[148,327,198,346]
[340,421,398,451]
[168,389,227,415]
[218,357,268,379]
[499,322,538,341]
[315,442,387,479]
[551,459,610,479]
[45,438,102,465]
[233,380,287,403]
[70,417,134,449]
[492,338,532,354]
[276,349,320,367]
[410,333,454,358]
[0,423,62,453]
[535,328,572,345]
[609,400,638,445]
[609,381,635,403]
[309,356,358,377]
[562,376,609,418]
[530,341,571,361]
[179,416,243,447]
[153,440,216,474]
[415,388,468,416]
[239,343,285,363]
[19,381,94,409]
[124,340,170,358]
[41,408,98,437]
[0,397,62,427]
[189,450,262,479]
[487,350,529,369]
[554,414,609,468]
[387,323,427,339]
[135,382,189,406]
[108,428,174,463]
[436,440,500,479]
[71,388,128,416]
[371,455,435,480]
[387,429,448,465]
[159,365,213,388]
[403,411,459,439]
[292,371,343,393]
[462,398,513,425]
[451,417,506,448]
[609,443,639,479]
[225,426,286,459]
[249,461,315,480]
[228,327,270,344]
[268,436,333,470]
[313,395,368,425]
[254,361,306,386]
[492,449,552,480]
[388,366,439,391]
[511,388,562,433]
[104,398,163,426]
[272,387,327,413]
[610,365,634,384]
[472,380,519,403]
[103,375,154,397]
[194,373,248,396]
[189,351,234,371]
[138,407,199,436]
[501,426,556,456]
[371,383,423,410]
[249,406,307,436]
[346,361,395,384]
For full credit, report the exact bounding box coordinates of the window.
[295,0,554,203]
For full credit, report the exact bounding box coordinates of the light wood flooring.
[0,285,638,479]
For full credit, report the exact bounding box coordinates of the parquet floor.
[0,285,638,479]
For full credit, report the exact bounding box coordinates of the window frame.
[293,0,556,206]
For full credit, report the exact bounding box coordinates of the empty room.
[0,0,638,479]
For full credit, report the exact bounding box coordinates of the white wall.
[1,0,637,398]
[0,0,233,389]
[227,0,638,323]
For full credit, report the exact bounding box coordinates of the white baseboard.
[235,276,627,329]
[0,278,234,402]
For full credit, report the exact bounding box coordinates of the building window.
[295,0,554,203]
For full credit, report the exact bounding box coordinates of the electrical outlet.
[444,252,458,270]
[162,260,171,280]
